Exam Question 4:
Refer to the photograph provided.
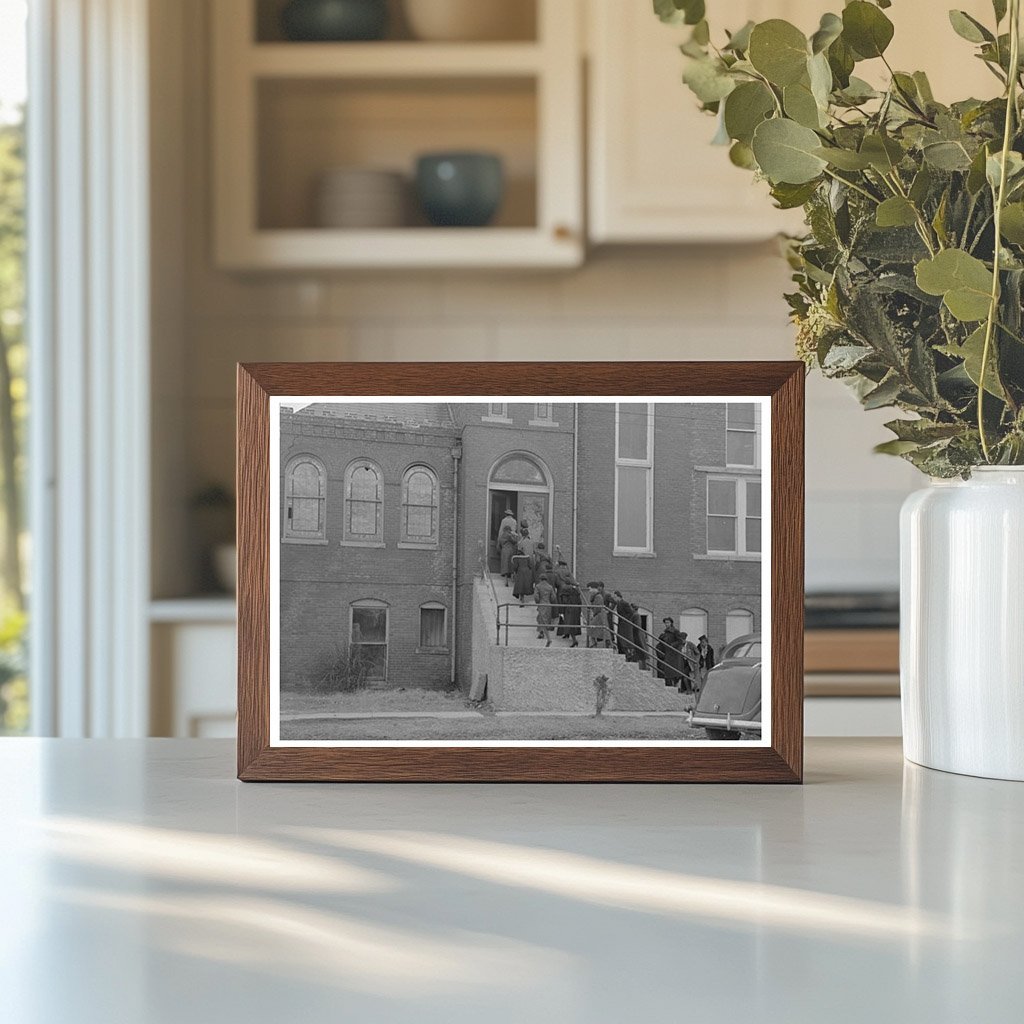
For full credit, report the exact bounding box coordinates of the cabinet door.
[588,0,810,243]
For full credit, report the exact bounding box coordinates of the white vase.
[900,467,1024,780]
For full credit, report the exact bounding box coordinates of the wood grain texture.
[236,361,805,783]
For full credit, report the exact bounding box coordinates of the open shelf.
[213,0,582,268]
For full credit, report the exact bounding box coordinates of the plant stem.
[822,167,881,205]
[979,0,1021,462]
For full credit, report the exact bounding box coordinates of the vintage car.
[689,633,762,740]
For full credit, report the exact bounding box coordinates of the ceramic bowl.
[281,0,388,42]
[415,152,504,228]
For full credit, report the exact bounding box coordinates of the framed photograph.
[237,362,804,782]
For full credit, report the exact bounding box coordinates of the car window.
[746,642,761,658]
[729,642,750,658]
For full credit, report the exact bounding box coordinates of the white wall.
[156,0,921,599]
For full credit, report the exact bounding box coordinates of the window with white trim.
[401,465,439,547]
[350,600,388,680]
[283,455,327,543]
[725,609,754,643]
[726,403,760,468]
[707,476,761,557]
[482,402,512,423]
[419,603,447,649]
[344,460,384,545]
[614,402,654,554]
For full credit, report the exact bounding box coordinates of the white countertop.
[1,738,1019,1023]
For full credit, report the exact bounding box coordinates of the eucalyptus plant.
[657,0,1024,475]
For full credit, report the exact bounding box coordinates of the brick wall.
[279,411,458,690]
[577,403,761,654]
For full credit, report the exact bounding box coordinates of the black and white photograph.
[270,397,771,746]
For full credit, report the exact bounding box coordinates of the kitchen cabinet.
[587,0,998,244]
[211,0,583,269]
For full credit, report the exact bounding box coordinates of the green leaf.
[874,438,922,456]
[993,0,1008,24]
[827,36,856,88]
[986,150,1024,191]
[682,57,736,104]
[939,326,1006,398]
[807,51,833,109]
[771,180,820,209]
[884,418,963,443]
[1000,203,1024,245]
[909,164,933,205]
[724,20,755,53]
[876,197,918,228]
[814,146,872,170]
[860,133,904,173]
[922,140,973,171]
[723,81,775,144]
[842,1,895,59]
[915,249,994,322]
[784,80,824,129]
[967,144,991,193]
[729,140,757,170]
[862,374,903,409]
[913,71,935,104]
[948,10,994,44]
[748,20,809,86]
[810,12,843,54]
[751,118,828,184]
[653,0,705,26]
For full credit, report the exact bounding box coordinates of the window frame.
[349,599,389,681]
[282,454,328,545]
[725,609,755,645]
[342,458,385,548]
[679,608,708,642]
[613,402,655,556]
[417,602,449,653]
[529,402,557,427]
[706,475,761,559]
[399,464,440,550]
[482,402,512,424]
[726,403,761,469]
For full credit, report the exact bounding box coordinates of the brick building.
[279,400,762,693]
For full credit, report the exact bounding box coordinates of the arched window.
[401,465,439,547]
[419,602,448,649]
[350,599,389,681]
[725,609,755,643]
[344,460,383,546]
[283,455,327,543]
[679,608,708,642]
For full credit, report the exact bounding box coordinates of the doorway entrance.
[486,453,553,571]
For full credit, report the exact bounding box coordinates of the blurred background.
[0,0,997,739]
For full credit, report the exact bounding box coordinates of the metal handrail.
[494,598,699,683]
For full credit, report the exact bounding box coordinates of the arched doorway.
[487,452,553,570]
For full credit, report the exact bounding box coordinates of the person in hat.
[556,566,582,648]
[656,617,685,686]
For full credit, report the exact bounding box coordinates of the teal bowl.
[281,0,388,42]
[415,153,505,228]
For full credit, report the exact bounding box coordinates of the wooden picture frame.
[237,362,804,782]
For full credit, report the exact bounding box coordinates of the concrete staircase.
[476,573,693,713]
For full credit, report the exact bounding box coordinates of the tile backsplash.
[181,247,917,594]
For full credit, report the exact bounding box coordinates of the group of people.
[494,509,717,692]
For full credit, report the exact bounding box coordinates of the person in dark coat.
[533,574,557,647]
[533,542,553,580]
[557,575,582,648]
[613,591,635,660]
[656,618,685,686]
[512,550,534,604]
[497,523,518,583]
